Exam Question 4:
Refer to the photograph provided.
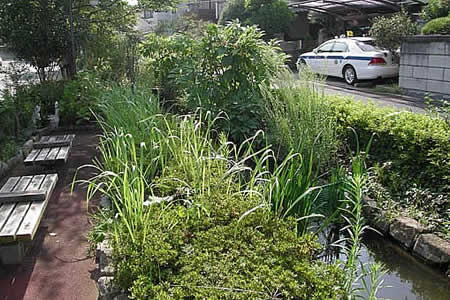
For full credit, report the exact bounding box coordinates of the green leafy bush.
[369,11,418,60]
[60,71,104,125]
[219,0,294,39]
[421,0,450,22]
[0,87,35,137]
[328,96,450,191]
[0,138,17,161]
[140,33,195,100]
[142,22,288,143]
[422,16,450,35]
[180,23,287,142]
[21,81,65,117]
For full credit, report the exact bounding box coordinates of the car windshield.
[356,41,380,52]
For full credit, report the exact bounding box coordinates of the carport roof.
[289,0,426,19]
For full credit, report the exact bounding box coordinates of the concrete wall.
[399,35,450,100]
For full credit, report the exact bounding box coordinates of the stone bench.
[24,134,75,166]
[0,174,58,264]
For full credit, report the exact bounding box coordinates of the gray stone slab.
[427,80,450,95]
[427,68,444,81]
[399,76,427,91]
[399,65,413,77]
[413,66,429,79]
[444,68,450,81]
[426,42,447,55]
[413,234,450,264]
[429,55,450,68]
[389,217,425,248]
[0,242,25,264]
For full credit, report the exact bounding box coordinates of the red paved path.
[0,132,99,300]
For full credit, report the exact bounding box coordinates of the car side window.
[332,42,348,53]
[317,42,334,53]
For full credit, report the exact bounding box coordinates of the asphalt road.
[319,80,426,113]
[294,73,427,114]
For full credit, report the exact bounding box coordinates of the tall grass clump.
[263,152,324,235]
[80,84,346,298]
[263,67,338,173]
[81,130,151,244]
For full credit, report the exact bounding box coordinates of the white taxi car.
[297,37,399,85]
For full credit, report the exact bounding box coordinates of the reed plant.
[335,129,385,299]
[264,152,324,235]
[262,68,338,174]
[82,130,151,244]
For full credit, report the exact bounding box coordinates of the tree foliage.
[369,11,418,55]
[0,0,69,81]
[219,0,294,39]
[421,0,450,22]
[0,0,177,81]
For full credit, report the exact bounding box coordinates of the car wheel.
[343,65,357,85]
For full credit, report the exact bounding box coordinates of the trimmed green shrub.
[328,96,450,191]
[113,188,345,300]
[422,16,450,35]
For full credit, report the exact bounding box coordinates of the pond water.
[360,232,450,300]
[317,226,450,299]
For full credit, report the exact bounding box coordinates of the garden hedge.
[328,96,450,191]
[422,16,450,35]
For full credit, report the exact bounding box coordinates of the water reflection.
[361,232,450,300]
[317,225,450,299]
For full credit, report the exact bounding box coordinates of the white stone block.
[400,77,427,91]
[427,68,444,81]
[429,55,449,68]
[399,65,413,77]
[413,66,428,79]
[427,80,450,95]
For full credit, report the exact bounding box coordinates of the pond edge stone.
[413,234,450,265]
[363,196,450,274]
[389,216,425,249]
[96,239,129,300]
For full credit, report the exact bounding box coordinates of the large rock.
[97,239,112,257]
[23,139,34,156]
[6,155,20,169]
[362,198,391,234]
[97,239,114,275]
[113,294,129,300]
[413,234,450,264]
[0,161,8,178]
[97,276,120,300]
[389,217,425,248]
[371,211,391,234]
